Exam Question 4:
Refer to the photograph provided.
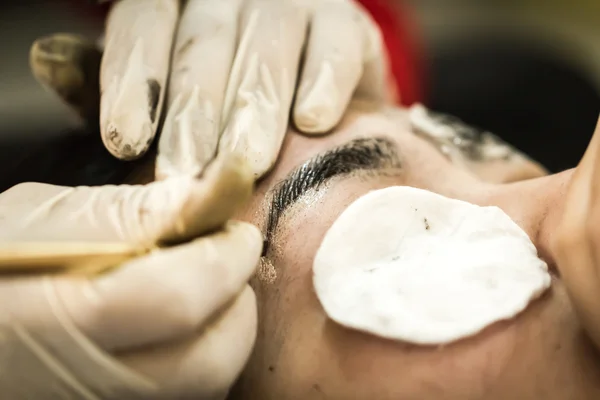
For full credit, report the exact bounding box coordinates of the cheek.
[465,157,549,184]
[400,136,485,199]
[259,180,522,399]
[268,220,520,400]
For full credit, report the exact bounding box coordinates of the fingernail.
[294,62,338,133]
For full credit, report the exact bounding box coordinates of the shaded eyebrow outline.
[263,137,401,255]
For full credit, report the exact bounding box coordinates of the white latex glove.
[0,156,263,400]
[31,0,388,178]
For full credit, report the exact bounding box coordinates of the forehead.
[250,102,549,206]
[235,104,466,229]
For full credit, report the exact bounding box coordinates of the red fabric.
[355,0,424,106]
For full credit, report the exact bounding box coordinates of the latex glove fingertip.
[294,62,341,134]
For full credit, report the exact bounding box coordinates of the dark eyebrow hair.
[263,137,401,255]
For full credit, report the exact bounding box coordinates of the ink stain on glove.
[147,79,161,123]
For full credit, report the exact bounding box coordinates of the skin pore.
[221,101,600,399]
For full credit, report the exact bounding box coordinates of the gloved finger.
[0,154,253,246]
[0,275,158,399]
[156,0,241,180]
[100,0,179,160]
[56,222,261,352]
[218,0,309,178]
[117,285,257,399]
[293,1,370,134]
[352,4,388,103]
[30,33,102,123]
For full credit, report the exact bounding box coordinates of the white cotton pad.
[313,186,551,345]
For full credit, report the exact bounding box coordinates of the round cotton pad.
[313,186,551,345]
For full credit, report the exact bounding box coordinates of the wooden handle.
[0,242,148,275]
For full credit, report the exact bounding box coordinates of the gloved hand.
[0,155,263,399]
[30,0,388,178]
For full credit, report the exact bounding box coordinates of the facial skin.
[227,101,600,400]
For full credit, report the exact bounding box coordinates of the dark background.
[0,0,598,192]
[427,35,600,173]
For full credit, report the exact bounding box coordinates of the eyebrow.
[263,137,401,255]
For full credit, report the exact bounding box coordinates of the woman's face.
[232,101,567,399]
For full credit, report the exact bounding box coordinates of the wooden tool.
[0,242,148,275]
